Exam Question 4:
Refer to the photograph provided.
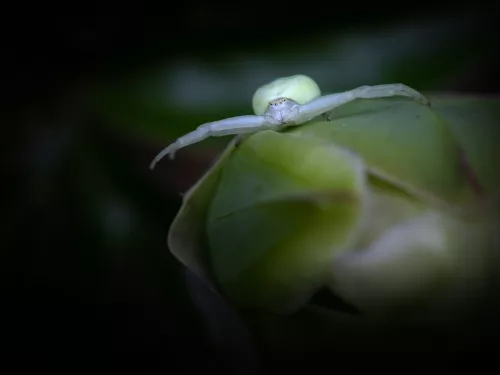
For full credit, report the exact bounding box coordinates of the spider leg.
[295,83,430,124]
[149,115,269,169]
[351,84,430,105]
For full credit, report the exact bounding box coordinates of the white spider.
[149,74,429,169]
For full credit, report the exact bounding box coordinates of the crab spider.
[149,75,429,169]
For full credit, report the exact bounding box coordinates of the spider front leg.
[295,83,430,124]
[352,84,430,105]
[149,115,270,169]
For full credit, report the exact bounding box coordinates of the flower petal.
[206,131,367,313]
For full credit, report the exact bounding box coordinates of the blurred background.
[4,0,499,370]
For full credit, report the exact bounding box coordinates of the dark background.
[4,1,500,371]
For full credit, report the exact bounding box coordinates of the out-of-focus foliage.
[89,12,496,148]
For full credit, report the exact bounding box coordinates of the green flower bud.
[168,76,500,322]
